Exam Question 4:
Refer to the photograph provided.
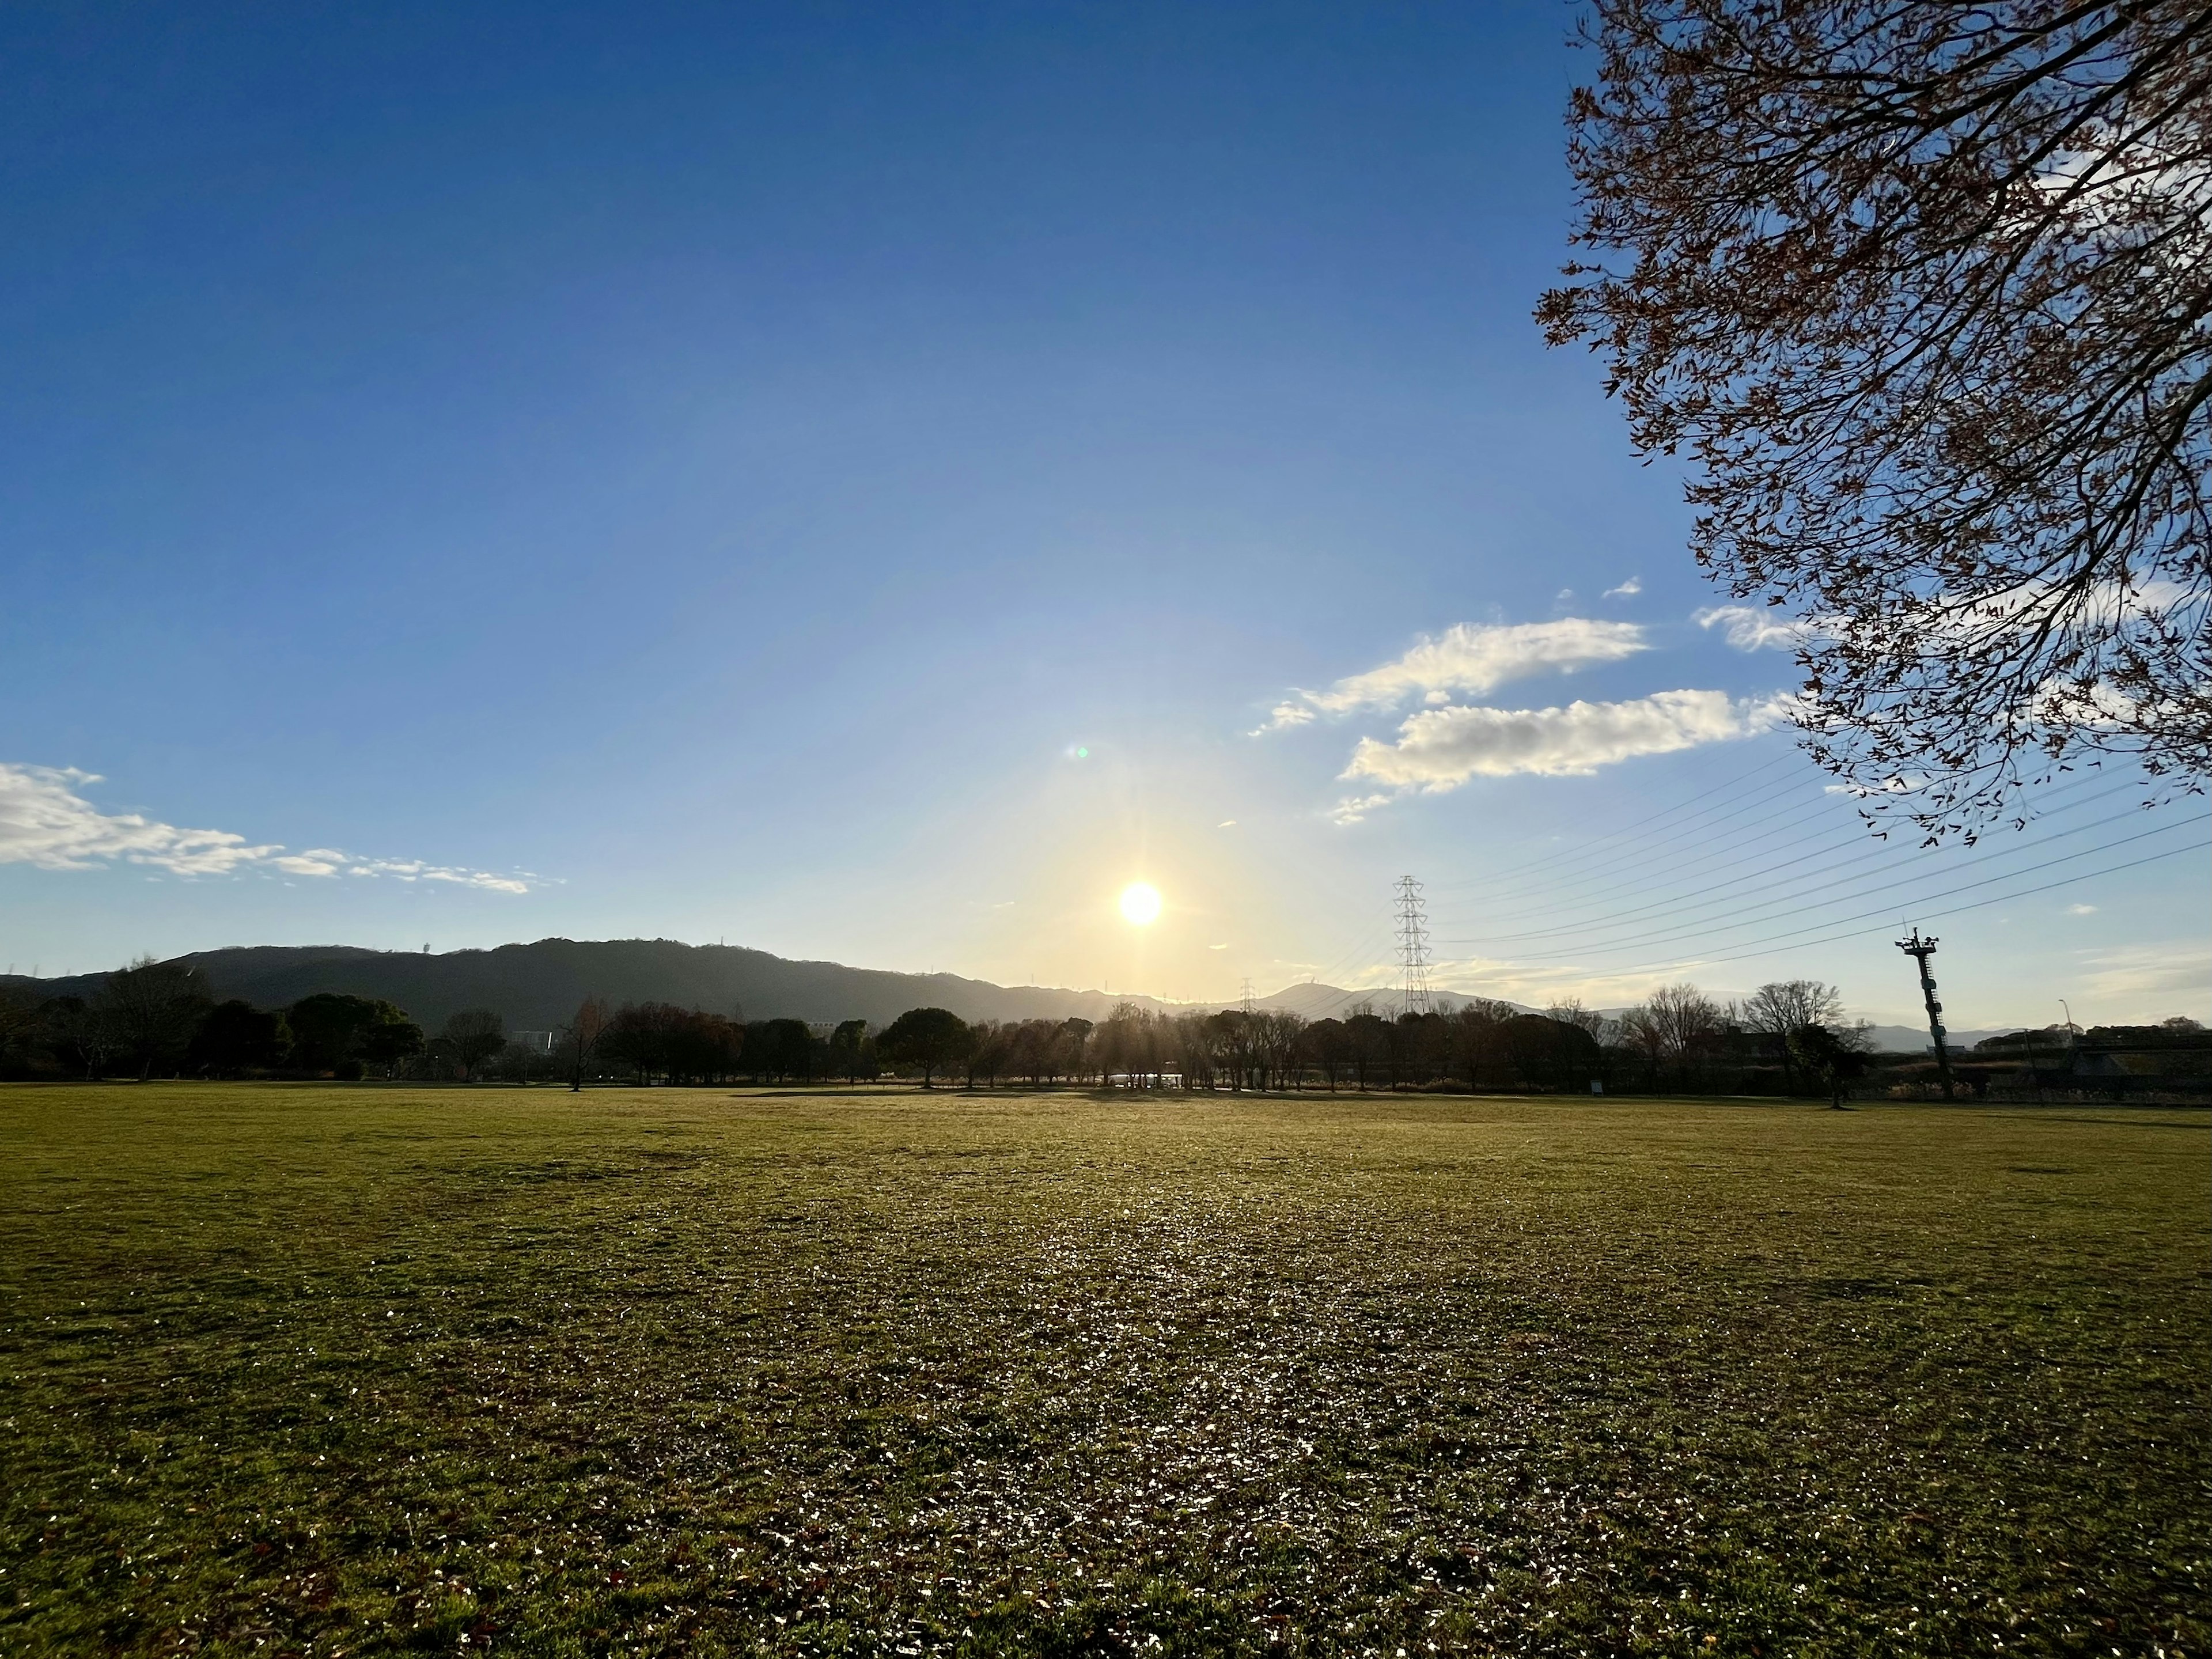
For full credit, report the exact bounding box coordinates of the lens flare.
[1118,882,1162,925]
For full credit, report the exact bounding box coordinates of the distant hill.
[1863,1022,2022,1055]
[8,942,1997,1044]
[0,939,1438,1033]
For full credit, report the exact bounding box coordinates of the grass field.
[1,1085,2205,1657]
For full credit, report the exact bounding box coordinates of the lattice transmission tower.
[1395,875,1433,1016]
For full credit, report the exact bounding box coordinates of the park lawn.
[0,1086,2205,1658]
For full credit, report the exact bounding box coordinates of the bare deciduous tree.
[563,997,609,1092]
[1541,1,2212,835]
[1742,978,1848,1090]
[98,957,212,1081]
[438,1007,506,1083]
[1620,982,1729,1086]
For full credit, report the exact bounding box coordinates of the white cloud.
[1695,604,1813,652]
[1604,576,1642,599]
[2076,941,2212,1003]
[1257,619,1647,732]
[1338,689,1781,808]
[1328,792,1397,826]
[0,763,537,893]
[2066,903,2098,915]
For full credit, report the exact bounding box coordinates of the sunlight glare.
[1119,882,1162,926]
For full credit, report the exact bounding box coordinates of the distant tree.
[98,958,213,1080]
[1259,1010,1308,1091]
[0,988,43,1077]
[1098,1003,1157,1086]
[39,997,109,1080]
[878,1007,972,1088]
[1542,0,2212,833]
[188,1001,292,1076]
[439,1008,506,1083]
[1620,983,1727,1089]
[1547,998,1615,1090]
[1055,1017,1094,1084]
[748,1017,816,1083]
[827,1018,873,1082]
[601,1003,677,1084]
[1300,1017,1349,1091]
[660,1009,743,1084]
[1743,980,1847,1093]
[1388,1011,1446,1089]
[963,1020,1017,1088]
[1788,1021,1876,1108]
[1343,1006,1392,1090]
[562,997,611,1091]
[2162,1014,2206,1031]
[357,1016,425,1079]
[287,994,416,1075]
[1447,1001,1516,1090]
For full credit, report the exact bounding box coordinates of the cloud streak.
[0,764,537,893]
[1333,690,1781,819]
[1695,604,1813,652]
[1258,619,1647,732]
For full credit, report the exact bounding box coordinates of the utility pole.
[1396,876,1433,1017]
[1895,929,1954,1100]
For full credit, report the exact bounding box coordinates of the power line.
[1455,767,2126,934]
[1426,754,1822,896]
[1506,830,2209,975]
[1629,839,2210,974]
[1440,786,2159,952]
[1425,747,1812,886]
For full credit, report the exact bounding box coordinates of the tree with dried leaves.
[98,957,213,1081]
[1741,978,1847,1090]
[1541,0,2211,836]
[1620,982,1729,1087]
[563,997,609,1092]
[1788,1018,1877,1106]
[437,1007,506,1084]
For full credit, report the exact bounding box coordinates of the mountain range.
[0,938,1478,1034]
[0,938,2001,1052]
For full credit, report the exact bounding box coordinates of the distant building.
[512,1030,558,1055]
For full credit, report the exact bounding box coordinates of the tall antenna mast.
[1240,976,1256,1017]
[1395,875,1433,1016]
[1895,928,1955,1100]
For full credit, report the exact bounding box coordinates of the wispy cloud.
[1695,604,1812,652]
[1332,690,1781,819]
[1257,620,1646,733]
[2075,940,2212,1003]
[1603,576,1642,599]
[0,764,538,893]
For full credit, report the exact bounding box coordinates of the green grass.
[1,1085,2205,1657]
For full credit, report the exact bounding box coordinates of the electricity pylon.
[1396,875,1433,1017]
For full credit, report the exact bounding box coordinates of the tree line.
[0,957,1884,1102]
[877,982,1874,1104]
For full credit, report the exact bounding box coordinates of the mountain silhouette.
[0,938,1474,1031]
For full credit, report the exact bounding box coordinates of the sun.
[1118,881,1162,926]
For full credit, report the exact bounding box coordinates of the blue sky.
[2,2,2205,1027]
